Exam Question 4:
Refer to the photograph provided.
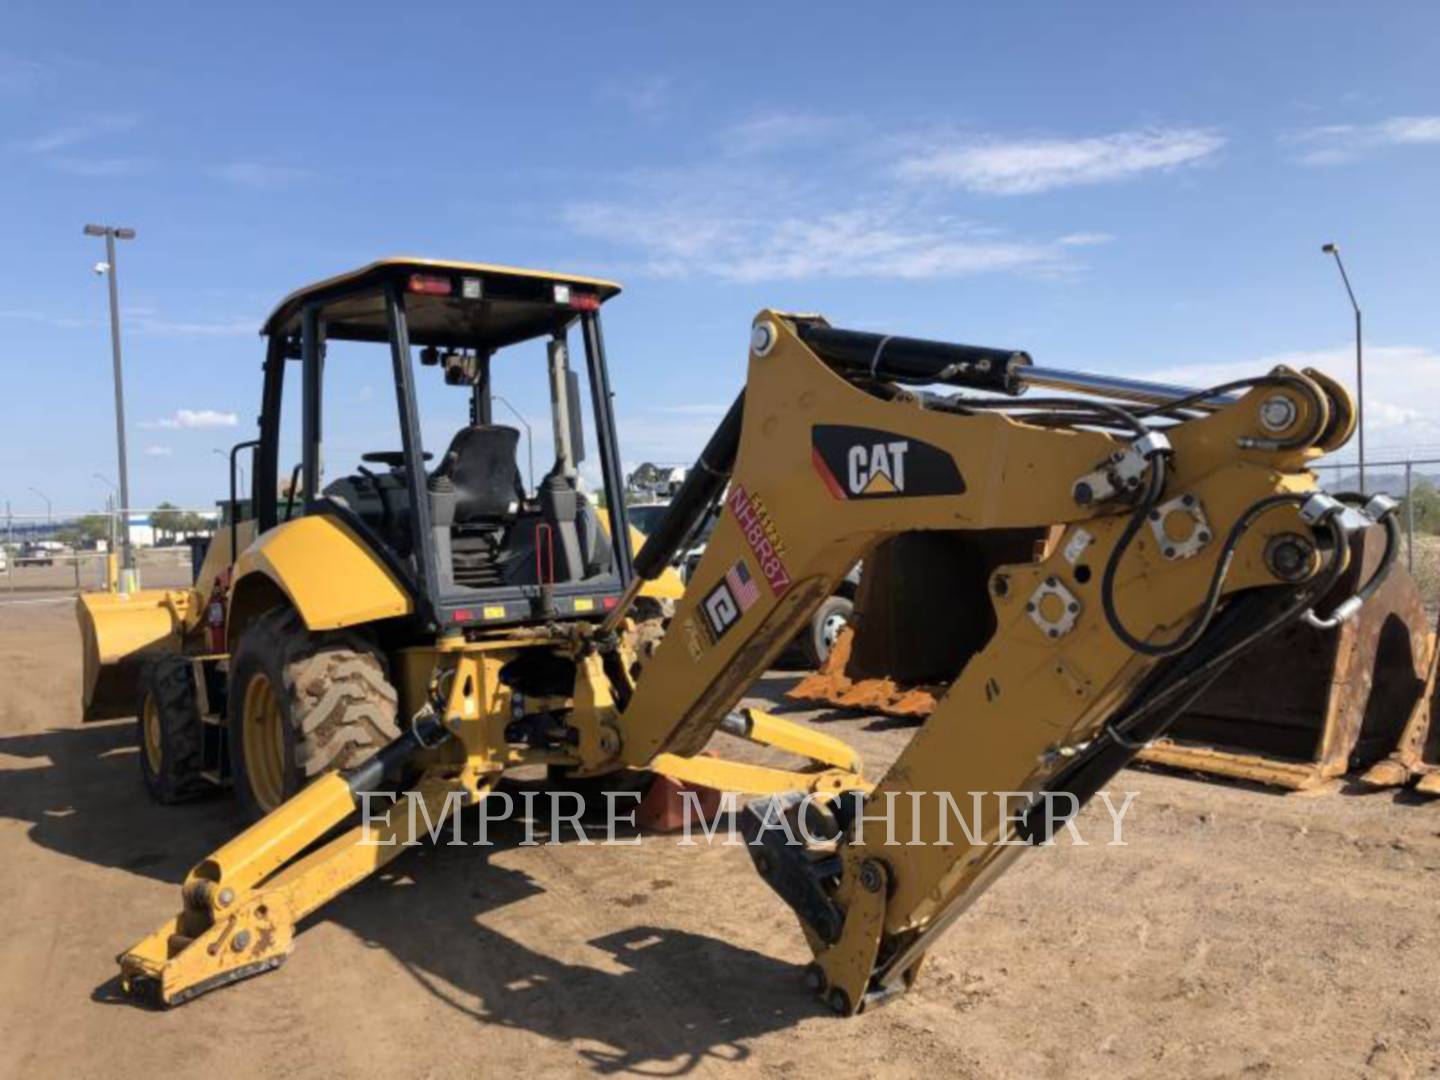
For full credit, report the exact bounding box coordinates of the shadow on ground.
[3,721,818,1075]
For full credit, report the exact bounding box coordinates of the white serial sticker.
[1063,528,1094,565]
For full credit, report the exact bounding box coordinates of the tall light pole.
[1321,243,1364,493]
[492,395,535,492]
[212,447,245,492]
[28,486,52,524]
[85,223,137,580]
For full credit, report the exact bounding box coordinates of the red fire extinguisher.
[206,568,230,653]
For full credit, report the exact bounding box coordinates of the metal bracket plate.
[1027,577,1081,639]
[1148,494,1211,560]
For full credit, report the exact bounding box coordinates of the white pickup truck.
[627,499,859,667]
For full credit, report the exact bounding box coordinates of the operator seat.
[431,425,526,523]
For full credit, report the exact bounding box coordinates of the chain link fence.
[0,507,209,606]
[1312,457,1440,609]
[0,546,194,605]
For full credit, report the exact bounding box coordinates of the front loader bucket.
[788,529,1049,715]
[77,591,186,722]
[1139,525,1432,791]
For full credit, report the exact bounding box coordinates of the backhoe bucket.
[1141,526,1432,790]
[789,525,1433,793]
[77,590,186,722]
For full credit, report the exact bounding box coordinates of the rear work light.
[408,274,453,296]
[554,283,601,311]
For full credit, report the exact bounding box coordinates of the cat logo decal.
[811,425,965,500]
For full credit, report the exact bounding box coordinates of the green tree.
[150,502,184,542]
[75,515,113,546]
[1403,477,1440,536]
[178,511,214,536]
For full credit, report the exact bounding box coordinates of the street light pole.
[1321,243,1364,493]
[85,223,137,580]
[212,447,246,492]
[28,486,51,524]
[492,394,535,492]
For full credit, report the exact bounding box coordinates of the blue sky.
[3,1,1439,516]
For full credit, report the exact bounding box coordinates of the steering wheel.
[360,450,433,468]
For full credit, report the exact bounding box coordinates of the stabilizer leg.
[119,705,465,1006]
[119,773,469,1005]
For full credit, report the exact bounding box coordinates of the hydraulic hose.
[1101,490,1318,658]
[1018,511,1348,843]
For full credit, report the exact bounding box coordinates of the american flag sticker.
[726,559,761,611]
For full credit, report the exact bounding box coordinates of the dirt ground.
[2,600,1438,1079]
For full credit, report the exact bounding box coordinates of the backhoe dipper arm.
[614,310,1383,1014]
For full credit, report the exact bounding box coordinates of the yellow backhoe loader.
[110,258,1397,1015]
[78,260,684,815]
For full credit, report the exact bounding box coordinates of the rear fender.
[226,515,413,648]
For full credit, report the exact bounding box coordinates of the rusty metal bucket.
[787,529,1049,716]
[1141,526,1432,790]
[1356,607,1440,795]
[789,525,1434,793]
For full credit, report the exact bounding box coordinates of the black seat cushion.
[432,425,523,524]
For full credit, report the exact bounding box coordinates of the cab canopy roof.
[261,258,622,350]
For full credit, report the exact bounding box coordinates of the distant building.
[126,511,220,548]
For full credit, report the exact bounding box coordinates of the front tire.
[138,655,209,803]
[228,608,400,821]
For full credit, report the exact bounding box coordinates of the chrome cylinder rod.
[1020,366,1239,412]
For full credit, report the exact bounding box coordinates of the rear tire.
[228,608,400,822]
[137,655,209,803]
[802,595,854,669]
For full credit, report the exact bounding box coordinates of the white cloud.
[1148,343,1440,458]
[142,409,239,431]
[561,120,1131,282]
[895,127,1224,195]
[0,308,91,330]
[49,156,149,177]
[0,52,46,94]
[1285,115,1440,165]
[210,161,311,189]
[11,111,140,155]
[564,195,1079,283]
[717,111,852,156]
[1,307,253,337]
[10,112,148,176]
[143,445,173,457]
[131,314,254,338]
[597,75,674,122]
